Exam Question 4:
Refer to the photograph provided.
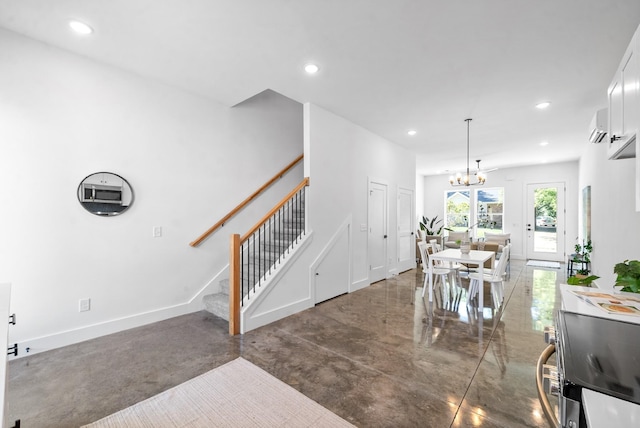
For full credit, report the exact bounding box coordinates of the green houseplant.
[614,260,640,293]
[567,239,597,286]
[567,275,599,286]
[418,215,452,247]
[573,239,593,275]
[419,215,449,236]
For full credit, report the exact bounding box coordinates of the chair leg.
[421,273,429,298]
[468,278,479,304]
[433,275,449,302]
[422,272,440,298]
[490,281,504,308]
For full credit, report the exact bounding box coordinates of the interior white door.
[368,181,388,283]
[526,182,565,262]
[314,226,350,304]
[397,187,414,273]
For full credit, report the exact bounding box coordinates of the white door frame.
[368,179,388,283]
[526,182,565,262]
[397,186,415,273]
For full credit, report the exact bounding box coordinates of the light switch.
[153,226,162,238]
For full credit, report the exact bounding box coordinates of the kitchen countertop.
[560,284,640,324]
[559,284,640,427]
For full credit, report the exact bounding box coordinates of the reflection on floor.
[7,259,565,427]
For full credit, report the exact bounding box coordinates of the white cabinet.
[607,25,639,160]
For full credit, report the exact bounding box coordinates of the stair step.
[203,293,229,321]
[203,200,306,321]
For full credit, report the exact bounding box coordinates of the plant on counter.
[567,274,599,286]
[614,260,640,293]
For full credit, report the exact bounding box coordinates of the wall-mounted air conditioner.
[589,108,608,144]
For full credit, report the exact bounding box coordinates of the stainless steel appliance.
[537,310,640,427]
[80,182,123,204]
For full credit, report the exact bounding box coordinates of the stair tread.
[203,200,306,323]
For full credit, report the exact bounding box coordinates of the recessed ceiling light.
[69,20,93,35]
[540,141,549,146]
[407,130,417,136]
[536,101,551,109]
[304,64,319,74]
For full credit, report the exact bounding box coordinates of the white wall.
[305,104,416,288]
[420,161,579,260]
[579,141,640,289]
[0,29,302,355]
[205,102,418,332]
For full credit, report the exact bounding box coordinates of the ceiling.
[2,0,640,176]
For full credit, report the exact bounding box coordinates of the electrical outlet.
[153,226,162,238]
[79,298,91,312]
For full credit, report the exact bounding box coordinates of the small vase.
[460,240,471,254]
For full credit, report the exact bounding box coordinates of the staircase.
[203,198,305,321]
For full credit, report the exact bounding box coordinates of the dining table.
[427,248,496,310]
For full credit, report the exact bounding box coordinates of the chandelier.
[449,118,486,187]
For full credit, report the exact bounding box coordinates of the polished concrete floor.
[7,259,564,427]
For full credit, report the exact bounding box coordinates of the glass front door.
[526,182,565,262]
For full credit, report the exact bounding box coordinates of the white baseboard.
[12,303,197,359]
[351,277,369,292]
[12,265,231,360]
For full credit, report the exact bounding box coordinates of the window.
[444,188,504,237]
[475,188,504,238]
[445,190,470,231]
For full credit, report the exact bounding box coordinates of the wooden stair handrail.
[241,177,309,242]
[190,154,303,247]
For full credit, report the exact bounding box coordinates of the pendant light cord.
[465,118,472,178]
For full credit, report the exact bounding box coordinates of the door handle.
[384,235,388,238]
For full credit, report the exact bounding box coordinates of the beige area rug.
[83,357,354,428]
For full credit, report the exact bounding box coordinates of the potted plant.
[613,260,640,293]
[567,240,596,286]
[567,274,599,286]
[567,240,593,278]
[418,215,450,246]
[572,239,593,275]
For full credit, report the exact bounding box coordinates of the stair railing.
[190,154,303,247]
[229,177,309,335]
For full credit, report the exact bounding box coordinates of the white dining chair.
[430,239,462,284]
[418,241,457,299]
[467,244,511,308]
